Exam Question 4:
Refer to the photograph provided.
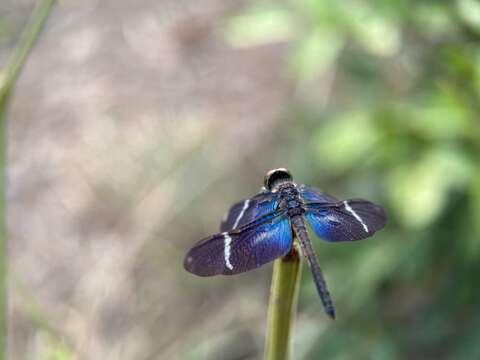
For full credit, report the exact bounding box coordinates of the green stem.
[0,1,56,358]
[264,246,302,360]
[0,0,56,101]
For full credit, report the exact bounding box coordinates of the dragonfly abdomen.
[291,215,336,319]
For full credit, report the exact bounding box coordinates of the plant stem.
[264,245,302,360]
[0,0,56,101]
[0,1,56,358]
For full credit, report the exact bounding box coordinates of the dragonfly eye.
[264,168,293,190]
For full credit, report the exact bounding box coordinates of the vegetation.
[0,1,57,359]
[226,0,480,358]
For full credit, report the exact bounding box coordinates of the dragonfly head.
[264,168,293,191]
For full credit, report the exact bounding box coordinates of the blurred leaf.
[224,5,294,48]
[457,0,480,34]
[344,2,401,57]
[313,111,379,173]
[388,148,473,228]
[299,0,342,26]
[443,45,476,79]
[413,4,456,38]
[290,27,343,80]
[408,93,471,140]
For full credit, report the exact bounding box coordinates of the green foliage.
[226,0,480,358]
[224,4,294,48]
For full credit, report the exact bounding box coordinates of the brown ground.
[4,1,296,359]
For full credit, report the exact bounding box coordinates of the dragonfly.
[184,168,387,318]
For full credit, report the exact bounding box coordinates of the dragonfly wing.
[299,185,338,203]
[220,192,279,231]
[305,199,386,242]
[185,213,292,276]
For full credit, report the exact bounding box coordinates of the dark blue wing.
[220,191,279,232]
[305,199,386,242]
[185,212,292,276]
[299,185,338,203]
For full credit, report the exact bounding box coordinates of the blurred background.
[3,0,480,359]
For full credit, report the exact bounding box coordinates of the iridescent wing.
[220,191,279,231]
[185,211,292,276]
[304,199,387,242]
[299,185,338,203]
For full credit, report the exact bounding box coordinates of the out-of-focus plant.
[225,0,480,358]
[1,1,56,358]
[265,248,302,360]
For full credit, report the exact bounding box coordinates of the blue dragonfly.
[184,168,387,318]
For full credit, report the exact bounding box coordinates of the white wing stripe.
[223,232,234,270]
[233,199,250,229]
[343,201,369,232]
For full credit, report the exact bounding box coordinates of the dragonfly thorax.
[278,183,305,217]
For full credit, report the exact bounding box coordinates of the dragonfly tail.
[292,215,336,319]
